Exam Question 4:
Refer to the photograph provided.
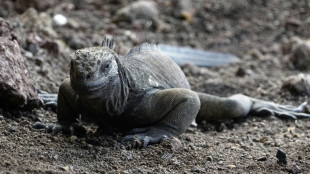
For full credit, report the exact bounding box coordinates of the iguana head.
[70,38,119,96]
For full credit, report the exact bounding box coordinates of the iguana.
[39,37,310,148]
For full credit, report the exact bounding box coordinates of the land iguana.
[39,37,310,148]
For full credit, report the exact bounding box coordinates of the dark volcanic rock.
[0,18,41,109]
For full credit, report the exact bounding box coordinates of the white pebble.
[53,14,67,26]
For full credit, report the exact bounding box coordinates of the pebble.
[290,163,302,174]
[227,164,236,169]
[53,14,67,26]
[259,136,269,143]
[289,39,310,70]
[19,120,30,126]
[69,135,78,143]
[32,122,46,129]
[59,166,69,171]
[114,0,159,27]
[257,156,267,161]
[282,73,310,96]
[191,166,202,172]
[276,149,287,164]
[206,156,213,161]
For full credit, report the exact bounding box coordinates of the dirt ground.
[1,0,310,173]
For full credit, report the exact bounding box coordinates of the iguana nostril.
[86,74,91,79]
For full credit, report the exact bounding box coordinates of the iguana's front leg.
[196,93,310,122]
[52,78,86,135]
[123,88,200,148]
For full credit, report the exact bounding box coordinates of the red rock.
[0,18,41,109]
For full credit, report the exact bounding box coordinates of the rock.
[14,0,57,13]
[0,18,41,109]
[113,0,159,29]
[227,164,236,169]
[284,37,310,70]
[290,163,302,174]
[32,122,46,129]
[285,18,302,28]
[259,136,269,143]
[171,0,195,22]
[282,74,310,96]
[276,149,287,165]
[181,63,201,76]
[26,32,62,54]
[59,166,69,171]
[19,120,30,126]
[18,8,58,38]
[66,35,86,50]
[257,156,267,161]
[236,67,246,77]
[206,156,213,161]
[161,137,183,151]
[69,135,78,143]
[53,14,68,26]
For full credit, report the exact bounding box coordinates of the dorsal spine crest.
[102,36,115,50]
[127,43,158,57]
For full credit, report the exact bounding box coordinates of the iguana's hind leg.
[37,89,58,111]
[123,88,200,148]
[196,93,310,122]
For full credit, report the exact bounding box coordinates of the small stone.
[161,137,183,151]
[206,156,213,161]
[259,136,269,143]
[236,67,246,77]
[257,156,267,161]
[59,166,69,171]
[218,161,224,165]
[290,163,302,174]
[227,164,236,169]
[8,127,18,133]
[191,166,202,172]
[181,63,201,76]
[282,74,310,96]
[276,149,287,164]
[113,0,159,29]
[19,120,30,126]
[32,122,46,129]
[285,18,302,28]
[53,14,67,26]
[69,135,77,143]
[289,39,310,70]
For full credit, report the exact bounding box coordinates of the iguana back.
[121,43,190,92]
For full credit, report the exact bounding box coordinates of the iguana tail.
[196,92,310,122]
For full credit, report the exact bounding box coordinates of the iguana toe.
[123,127,171,148]
[42,123,86,136]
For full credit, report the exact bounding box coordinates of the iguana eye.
[101,61,111,72]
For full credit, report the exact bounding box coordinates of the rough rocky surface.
[0,18,40,108]
[1,0,310,173]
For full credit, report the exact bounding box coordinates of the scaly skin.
[39,37,310,148]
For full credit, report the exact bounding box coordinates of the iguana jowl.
[40,37,310,148]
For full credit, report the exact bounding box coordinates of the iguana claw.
[123,127,171,148]
[33,122,86,136]
[37,89,58,111]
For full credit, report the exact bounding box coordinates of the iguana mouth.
[71,77,107,95]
